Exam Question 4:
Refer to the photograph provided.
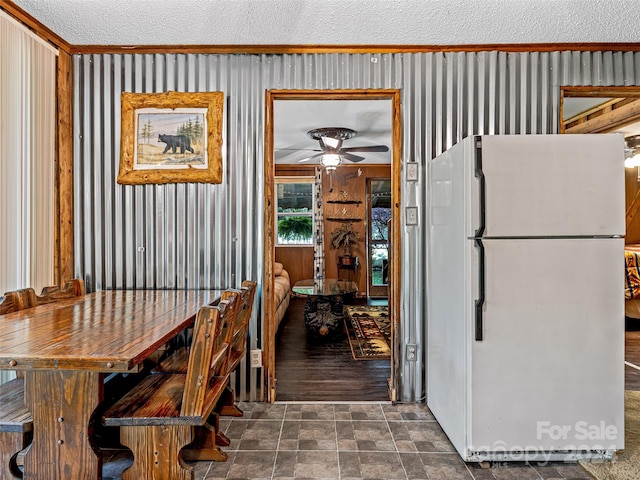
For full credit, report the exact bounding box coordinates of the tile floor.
[102,401,594,480]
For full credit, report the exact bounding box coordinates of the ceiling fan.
[298,127,389,169]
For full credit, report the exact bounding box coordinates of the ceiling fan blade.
[298,152,324,163]
[341,152,366,163]
[340,145,389,153]
[275,148,321,162]
[276,148,322,152]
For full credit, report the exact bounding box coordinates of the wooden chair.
[102,301,234,480]
[0,278,85,479]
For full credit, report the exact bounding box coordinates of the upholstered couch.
[273,262,291,331]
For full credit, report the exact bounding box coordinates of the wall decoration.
[117,91,224,185]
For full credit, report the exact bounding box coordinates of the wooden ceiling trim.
[562,86,640,98]
[68,42,640,56]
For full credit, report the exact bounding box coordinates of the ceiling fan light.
[321,154,342,170]
[625,153,640,168]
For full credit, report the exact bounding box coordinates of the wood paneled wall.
[274,164,391,295]
[322,165,391,294]
[275,247,314,287]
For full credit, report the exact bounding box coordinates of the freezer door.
[468,237,624,456]
[468,134,625,238]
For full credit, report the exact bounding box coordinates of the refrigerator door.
[467,134,625,238]
[468,237,624,459]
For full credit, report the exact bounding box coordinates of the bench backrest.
[37,278,85,304]
[0,278,85,315]
[221,280,257,374]
[180,294,237,418]
[0,289,33,314]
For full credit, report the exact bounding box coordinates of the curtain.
[0,12,57,384]
[0,11,57,295]
[313,167,325,283]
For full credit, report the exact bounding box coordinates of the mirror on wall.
[560,86,640,243]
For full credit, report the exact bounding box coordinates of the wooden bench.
[217,280,257,417]
[102,300,234,480]
[0,278,85,479]
[151,281,256,450]
[0,378,31,479]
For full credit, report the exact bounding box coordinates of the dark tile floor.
[102,402,594,480]
[99,316,640,479]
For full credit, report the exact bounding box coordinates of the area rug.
[344,305,390,360]
[579,390,640,480]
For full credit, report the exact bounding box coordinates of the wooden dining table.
[0,288,223,480]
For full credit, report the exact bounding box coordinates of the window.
[275,177,315,245]
[368,179,391,297]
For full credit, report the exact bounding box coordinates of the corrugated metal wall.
[74,50,639,402]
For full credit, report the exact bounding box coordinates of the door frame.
[263,89,403,402]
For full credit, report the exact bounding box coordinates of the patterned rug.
[344,305,390,360]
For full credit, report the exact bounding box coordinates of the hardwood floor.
[274,296,391,402]
[275,298,640,399]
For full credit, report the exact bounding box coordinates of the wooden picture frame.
[117,91,224,184]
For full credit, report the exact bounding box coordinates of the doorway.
[263,89,402,402]
[561,85,640,391]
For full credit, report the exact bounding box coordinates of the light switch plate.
[406,163,419,181]
[406,206,418,225]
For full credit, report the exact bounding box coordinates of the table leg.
[23,370,103,480]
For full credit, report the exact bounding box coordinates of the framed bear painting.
[117,91,224,184]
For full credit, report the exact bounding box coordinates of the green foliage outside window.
[277,216,313,243]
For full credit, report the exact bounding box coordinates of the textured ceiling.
[11,0,640,46]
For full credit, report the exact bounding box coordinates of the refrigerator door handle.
[474,238,485,341]
[474,137,486,238]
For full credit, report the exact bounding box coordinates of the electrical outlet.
[406,344,417,361]
[406,206,418,225]
[250,349,263,368]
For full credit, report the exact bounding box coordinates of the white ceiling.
[562,98,613,121]
[274,99,392,165]
[11,0,640,46]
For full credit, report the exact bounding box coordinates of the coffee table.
[292,279,358,339]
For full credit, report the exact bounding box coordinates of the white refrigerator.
[426,134,625,462]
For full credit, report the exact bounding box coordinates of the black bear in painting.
[158,134,194,154]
